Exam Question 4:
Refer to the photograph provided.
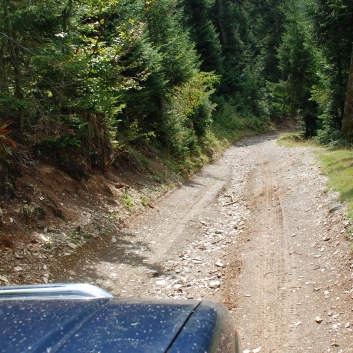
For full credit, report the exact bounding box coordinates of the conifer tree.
[276,9,318,136]
[341,46,353,138]
[183,0,223,74]
[307,0,353,132]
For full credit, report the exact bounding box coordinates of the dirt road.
[54,134,353,352]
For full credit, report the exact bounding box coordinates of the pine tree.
[275,3,318,136]
[278,13,317,137]
[307,0,353,132]
[341,45,353,138]
[183,0,223,74]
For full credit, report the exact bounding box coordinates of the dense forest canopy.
[1,0,353,198]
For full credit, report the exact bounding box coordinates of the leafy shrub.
[212,101,267,142]
[315,129,348,147]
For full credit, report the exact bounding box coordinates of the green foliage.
[341,47,353,138]
[145,0,199,86]
[183,0,223,74]
[307,0,353,135]
[211,0,283,120]
[318,147,353,218]
[315,128,343,145]
[277,132,308,145]
[161,72,218,158]
[4,0,353,184]
[126,146,153,170]
[247,0,287,83]
[310,56,341,142]
[268,4,319,136]
[212,100,267,142]
[122,190,134,211]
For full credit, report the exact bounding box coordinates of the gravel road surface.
[54,134,353,353]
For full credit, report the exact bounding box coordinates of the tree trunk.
[2,0,24,131]
[216,0,227,46]
[341,44,353,138]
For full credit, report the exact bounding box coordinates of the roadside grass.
[278,132,353,220]
[317,148,353,219]
[277,132,319,147]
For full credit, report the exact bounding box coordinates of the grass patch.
[277,132,319,147]
[317,147,353,218]
[121,190,134,211]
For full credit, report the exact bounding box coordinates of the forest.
[1,0,353,200]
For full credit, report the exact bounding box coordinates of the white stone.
[209,280,220,289]
[67,242,77,249]
[215,261,224,267]
[174,284,183,291]
[33,233,50,243]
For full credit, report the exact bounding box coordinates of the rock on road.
[54,134,353,353]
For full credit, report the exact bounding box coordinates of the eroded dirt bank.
[52,134,353,353]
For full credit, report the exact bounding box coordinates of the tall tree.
[274,3,319,136]
[341,45,353,138]
[307,0,353,132]
[247,0,287,83]
[183,0,223,74]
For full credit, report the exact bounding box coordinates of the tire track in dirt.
[52,134,353,353]
[52,160,233,296]
[238,154,293,349]
[227,136,353,353]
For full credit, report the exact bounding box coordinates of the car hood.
[0,298,200,353]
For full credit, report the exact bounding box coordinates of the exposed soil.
[1,134,353,352]
[0,152,175,285]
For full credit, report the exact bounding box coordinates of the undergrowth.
[317,148,353,219]
[277,132,319,147]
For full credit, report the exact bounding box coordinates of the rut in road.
[228,136,353,353]
[230,148,295,351]
[245,159,290,346]
[53,134,353,353]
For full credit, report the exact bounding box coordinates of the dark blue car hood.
[0,298,200,353]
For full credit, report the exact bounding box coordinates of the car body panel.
[168,301,237,353]
[0,283,113,299]
[0,284,240,353]
[57,299,200,353]
[0,298,200,353]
